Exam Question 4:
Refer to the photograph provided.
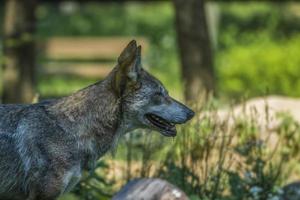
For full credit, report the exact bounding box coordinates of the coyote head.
[112,40,194,137]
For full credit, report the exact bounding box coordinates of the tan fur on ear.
[113,40,141,97]
[118,40,137,67]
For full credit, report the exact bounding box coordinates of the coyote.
[0,40,194,200]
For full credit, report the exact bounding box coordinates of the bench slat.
[42,63,114,78]
[44,37,148,60]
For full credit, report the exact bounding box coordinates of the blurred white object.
[59,1,79,14]
[216,95,300,130]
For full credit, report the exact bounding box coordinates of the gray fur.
[0,40,194,200]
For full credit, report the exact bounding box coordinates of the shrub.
[217,35,300,100]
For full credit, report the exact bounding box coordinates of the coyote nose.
[186,109,195,120]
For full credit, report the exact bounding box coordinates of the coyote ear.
[113,40,142,96]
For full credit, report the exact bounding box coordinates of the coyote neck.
[48,76,122,160]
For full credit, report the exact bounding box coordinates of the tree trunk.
[173,0,214,103]
[2,0,37,103]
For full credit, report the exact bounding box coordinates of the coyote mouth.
[145,113,176,137]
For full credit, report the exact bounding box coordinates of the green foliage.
[37,3,174,38]
[215,3,300,100]
[217,35,300,99]
[71,161,113,200]
[36,2,182,98]
[35,2,300,101]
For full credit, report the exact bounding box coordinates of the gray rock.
[112,178,189,200]
[281,182,300,200]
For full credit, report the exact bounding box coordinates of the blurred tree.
[2,0,37,103]
[174,0,214,102]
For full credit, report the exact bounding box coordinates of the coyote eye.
[154,91,164,97]
[153,92,163,104]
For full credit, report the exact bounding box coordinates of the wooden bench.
[40,37,148,78]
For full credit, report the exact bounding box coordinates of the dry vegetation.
[64,97,300,200]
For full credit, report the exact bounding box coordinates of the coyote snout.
[143,97,195,137]
[0,40,194,200]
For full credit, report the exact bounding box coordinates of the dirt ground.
[217,95,300,129]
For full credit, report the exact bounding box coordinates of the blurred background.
[2,0,300,200]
